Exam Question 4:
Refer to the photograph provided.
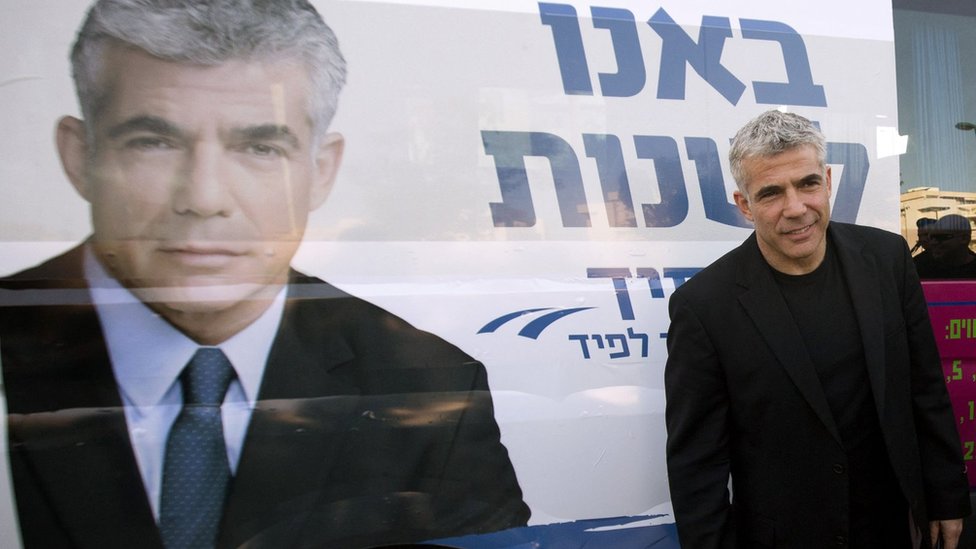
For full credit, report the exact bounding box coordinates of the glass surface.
[895,0,976,280]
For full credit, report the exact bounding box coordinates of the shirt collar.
[84,247,286,408]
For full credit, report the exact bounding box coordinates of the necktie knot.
[181,348,235,406]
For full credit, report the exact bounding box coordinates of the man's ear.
[56,116,93,203]
[733,190,754,223]
[309,132,344,210]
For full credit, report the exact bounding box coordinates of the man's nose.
[173,144,233,217]
[782,188,807,217]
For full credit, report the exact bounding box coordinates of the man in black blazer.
[664,110,970,548]
[1,1,528,547]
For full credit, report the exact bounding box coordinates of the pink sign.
[923,281,976,487]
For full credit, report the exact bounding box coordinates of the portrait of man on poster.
[0,1,529,548]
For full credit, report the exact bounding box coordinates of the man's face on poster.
[58,45,342,320]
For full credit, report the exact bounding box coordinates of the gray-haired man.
[1,1,529,547]
[664,110,969,548]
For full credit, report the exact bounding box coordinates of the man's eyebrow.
[106,116,184,139]
[230,124,301,150]
[754,173,822,197]
[753,183,782,196]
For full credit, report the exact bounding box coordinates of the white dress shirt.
[84,248,285,519]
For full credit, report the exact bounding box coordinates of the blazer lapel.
[735,235,843,445]
[219,281,361,548]
[7,299,161,548]
[830,224,887,419]
[11,405,162,548]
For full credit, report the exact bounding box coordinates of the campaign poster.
[0,0,898,546]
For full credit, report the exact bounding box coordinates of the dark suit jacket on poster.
[665,222,970,548]
[0,245,530,549]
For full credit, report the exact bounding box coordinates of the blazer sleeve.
[664,290,736,549]
[898,240,972,520]
[428,359,531,536]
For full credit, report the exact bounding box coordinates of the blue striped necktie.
[159,348,236,549]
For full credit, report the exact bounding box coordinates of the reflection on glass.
[915,214,976,279]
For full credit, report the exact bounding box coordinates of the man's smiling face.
[733,145,832,275]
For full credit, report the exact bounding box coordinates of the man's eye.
[126,136,176,151]
[244,143,284,157]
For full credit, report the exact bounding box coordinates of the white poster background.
[0,0,898,533]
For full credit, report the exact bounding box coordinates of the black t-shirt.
[772,243,910,547]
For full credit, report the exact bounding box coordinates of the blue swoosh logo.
[479,307,595,339]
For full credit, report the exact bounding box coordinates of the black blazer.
[1,245,530,548]
[664,222,970,548]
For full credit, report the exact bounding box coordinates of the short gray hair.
[728,110,826,192]
[71,0,347,137]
